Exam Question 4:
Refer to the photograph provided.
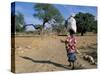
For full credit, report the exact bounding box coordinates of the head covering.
[67,13,77,33]
[71,13,76,17]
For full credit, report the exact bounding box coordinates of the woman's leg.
[72,61,75,69]
[68,62,71,66]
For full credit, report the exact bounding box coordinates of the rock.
[46,58,50,61]
[88,55,95,65]
[83,54,95,65]
[80,64,85,68]
[25,46,32,49]
[83,55,89,60]
[17,47,23,50]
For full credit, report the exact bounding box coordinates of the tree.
[89,20,97,33]
[33,3,64,34]
[15,12,25,32]
[75,12,96,36]
[33,24,43,35]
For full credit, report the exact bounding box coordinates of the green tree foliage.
[15,12,25,32]
[33,3,64,34]
[75,12,97,36]
[90,20,97,33]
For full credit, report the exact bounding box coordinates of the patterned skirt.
[67,52,76,62]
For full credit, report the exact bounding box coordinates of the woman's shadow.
[20,56,70,70]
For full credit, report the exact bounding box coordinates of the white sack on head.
[67,16,77,33]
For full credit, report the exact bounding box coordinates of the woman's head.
[69,29,75,35]
[71,13,76,17]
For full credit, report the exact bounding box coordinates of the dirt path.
[14,35,97,73]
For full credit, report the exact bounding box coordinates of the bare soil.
[12,33,97,73]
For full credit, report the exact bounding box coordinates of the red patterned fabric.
[66,35,76,53]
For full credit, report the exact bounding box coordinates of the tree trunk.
[40,21,46,36]
[81,32,84,36]
[43,21,46,28]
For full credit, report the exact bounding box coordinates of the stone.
[25,46,32,49]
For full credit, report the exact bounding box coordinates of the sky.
[12,2,97,31]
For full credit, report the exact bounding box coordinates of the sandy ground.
[13,33,97,73]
